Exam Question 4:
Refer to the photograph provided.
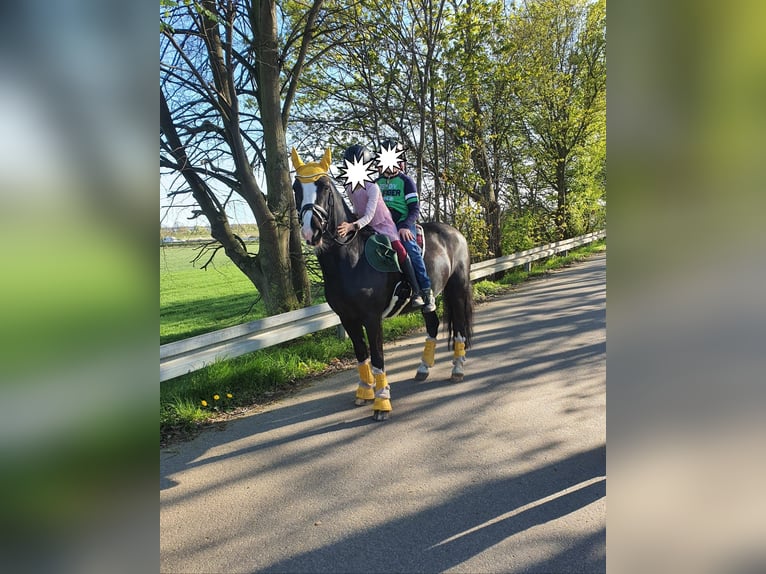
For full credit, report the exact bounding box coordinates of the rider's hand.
[399,227,414,242]
[337,221,354,237]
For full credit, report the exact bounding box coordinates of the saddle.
[364,234,401,273]
[364,226,426,319]
[363,225,426,273]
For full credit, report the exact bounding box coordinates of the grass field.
[159,239,606,444]
[160,244,266,344]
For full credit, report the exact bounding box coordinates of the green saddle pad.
[365,234,402,273]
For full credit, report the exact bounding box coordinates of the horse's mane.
[324,176,355,221]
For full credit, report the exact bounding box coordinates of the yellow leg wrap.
[453,340,466,360]
[356,384,375,401]
[358,362,374,385]
[372,372,392,412]
[422,337,437,367]
[356,362,375,401]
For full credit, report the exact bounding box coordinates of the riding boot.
[421,287,436,313]
[400,256,424,308]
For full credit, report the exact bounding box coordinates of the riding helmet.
[343,144,374,165]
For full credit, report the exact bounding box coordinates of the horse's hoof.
[355,398,374,406]
[372,410,390,421]
[450,373,464,383]
[414,371,429,381]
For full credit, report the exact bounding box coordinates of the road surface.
[161,253,606,573]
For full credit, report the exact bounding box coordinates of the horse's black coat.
[294,175,473,373]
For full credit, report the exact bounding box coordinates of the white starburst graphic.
[377,142,406,174]
[339,154,378,191]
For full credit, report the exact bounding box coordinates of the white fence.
[160,230,605,382]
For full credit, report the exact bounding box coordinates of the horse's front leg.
[339,317,376,406]
[365,319,392,421]
[415,310,440,381]
[354,359,376,405]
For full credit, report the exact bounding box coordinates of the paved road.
[161,253,605,574]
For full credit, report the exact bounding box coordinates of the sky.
[160,169,262,228]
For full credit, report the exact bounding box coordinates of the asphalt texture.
[161,253,606,574]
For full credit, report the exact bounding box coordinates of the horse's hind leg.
[451,333,467,382]
[444,274,472,383]
[415,310,440,381]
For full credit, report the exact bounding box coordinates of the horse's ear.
[319,148,332,172]
[290,147,304,169]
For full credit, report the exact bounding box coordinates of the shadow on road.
[259,445,605,574]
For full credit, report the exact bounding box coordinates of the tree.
[160,0,327,314]
[507,0,606,239]
[289,0,449,217]
[440,0,509,257]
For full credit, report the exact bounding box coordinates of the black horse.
[291,148,473,421]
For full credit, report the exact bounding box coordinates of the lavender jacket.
[346,181,399,243]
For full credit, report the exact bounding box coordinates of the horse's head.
[291,148,334,246]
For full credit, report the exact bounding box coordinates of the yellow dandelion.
[226,393,233,399]
[201,400,208,407]
[213,394,220,401]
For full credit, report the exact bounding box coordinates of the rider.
[376,138,435,312]
[337,144,427,310]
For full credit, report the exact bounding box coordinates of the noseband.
[299,201,330,235]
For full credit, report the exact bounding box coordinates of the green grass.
[160,239,605,444]
[160,243,325,344]
[160,244,267,344]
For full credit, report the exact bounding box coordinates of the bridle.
[298,177,358,246]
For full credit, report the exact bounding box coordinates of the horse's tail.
[443,256,474,350]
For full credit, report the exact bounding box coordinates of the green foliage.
[501,212,539,254]
[566,117,606,235]
[382,310,429,340]
[506,0,605,236]
[565,183,606,236]
[453,196,491,261]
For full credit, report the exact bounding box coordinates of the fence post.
[336,324,346,339]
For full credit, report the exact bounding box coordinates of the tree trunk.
[555,152,568,240]
[468,92,502,257]
[252,0,311,311]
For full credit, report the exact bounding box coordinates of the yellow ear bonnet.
[291,147,333,183]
